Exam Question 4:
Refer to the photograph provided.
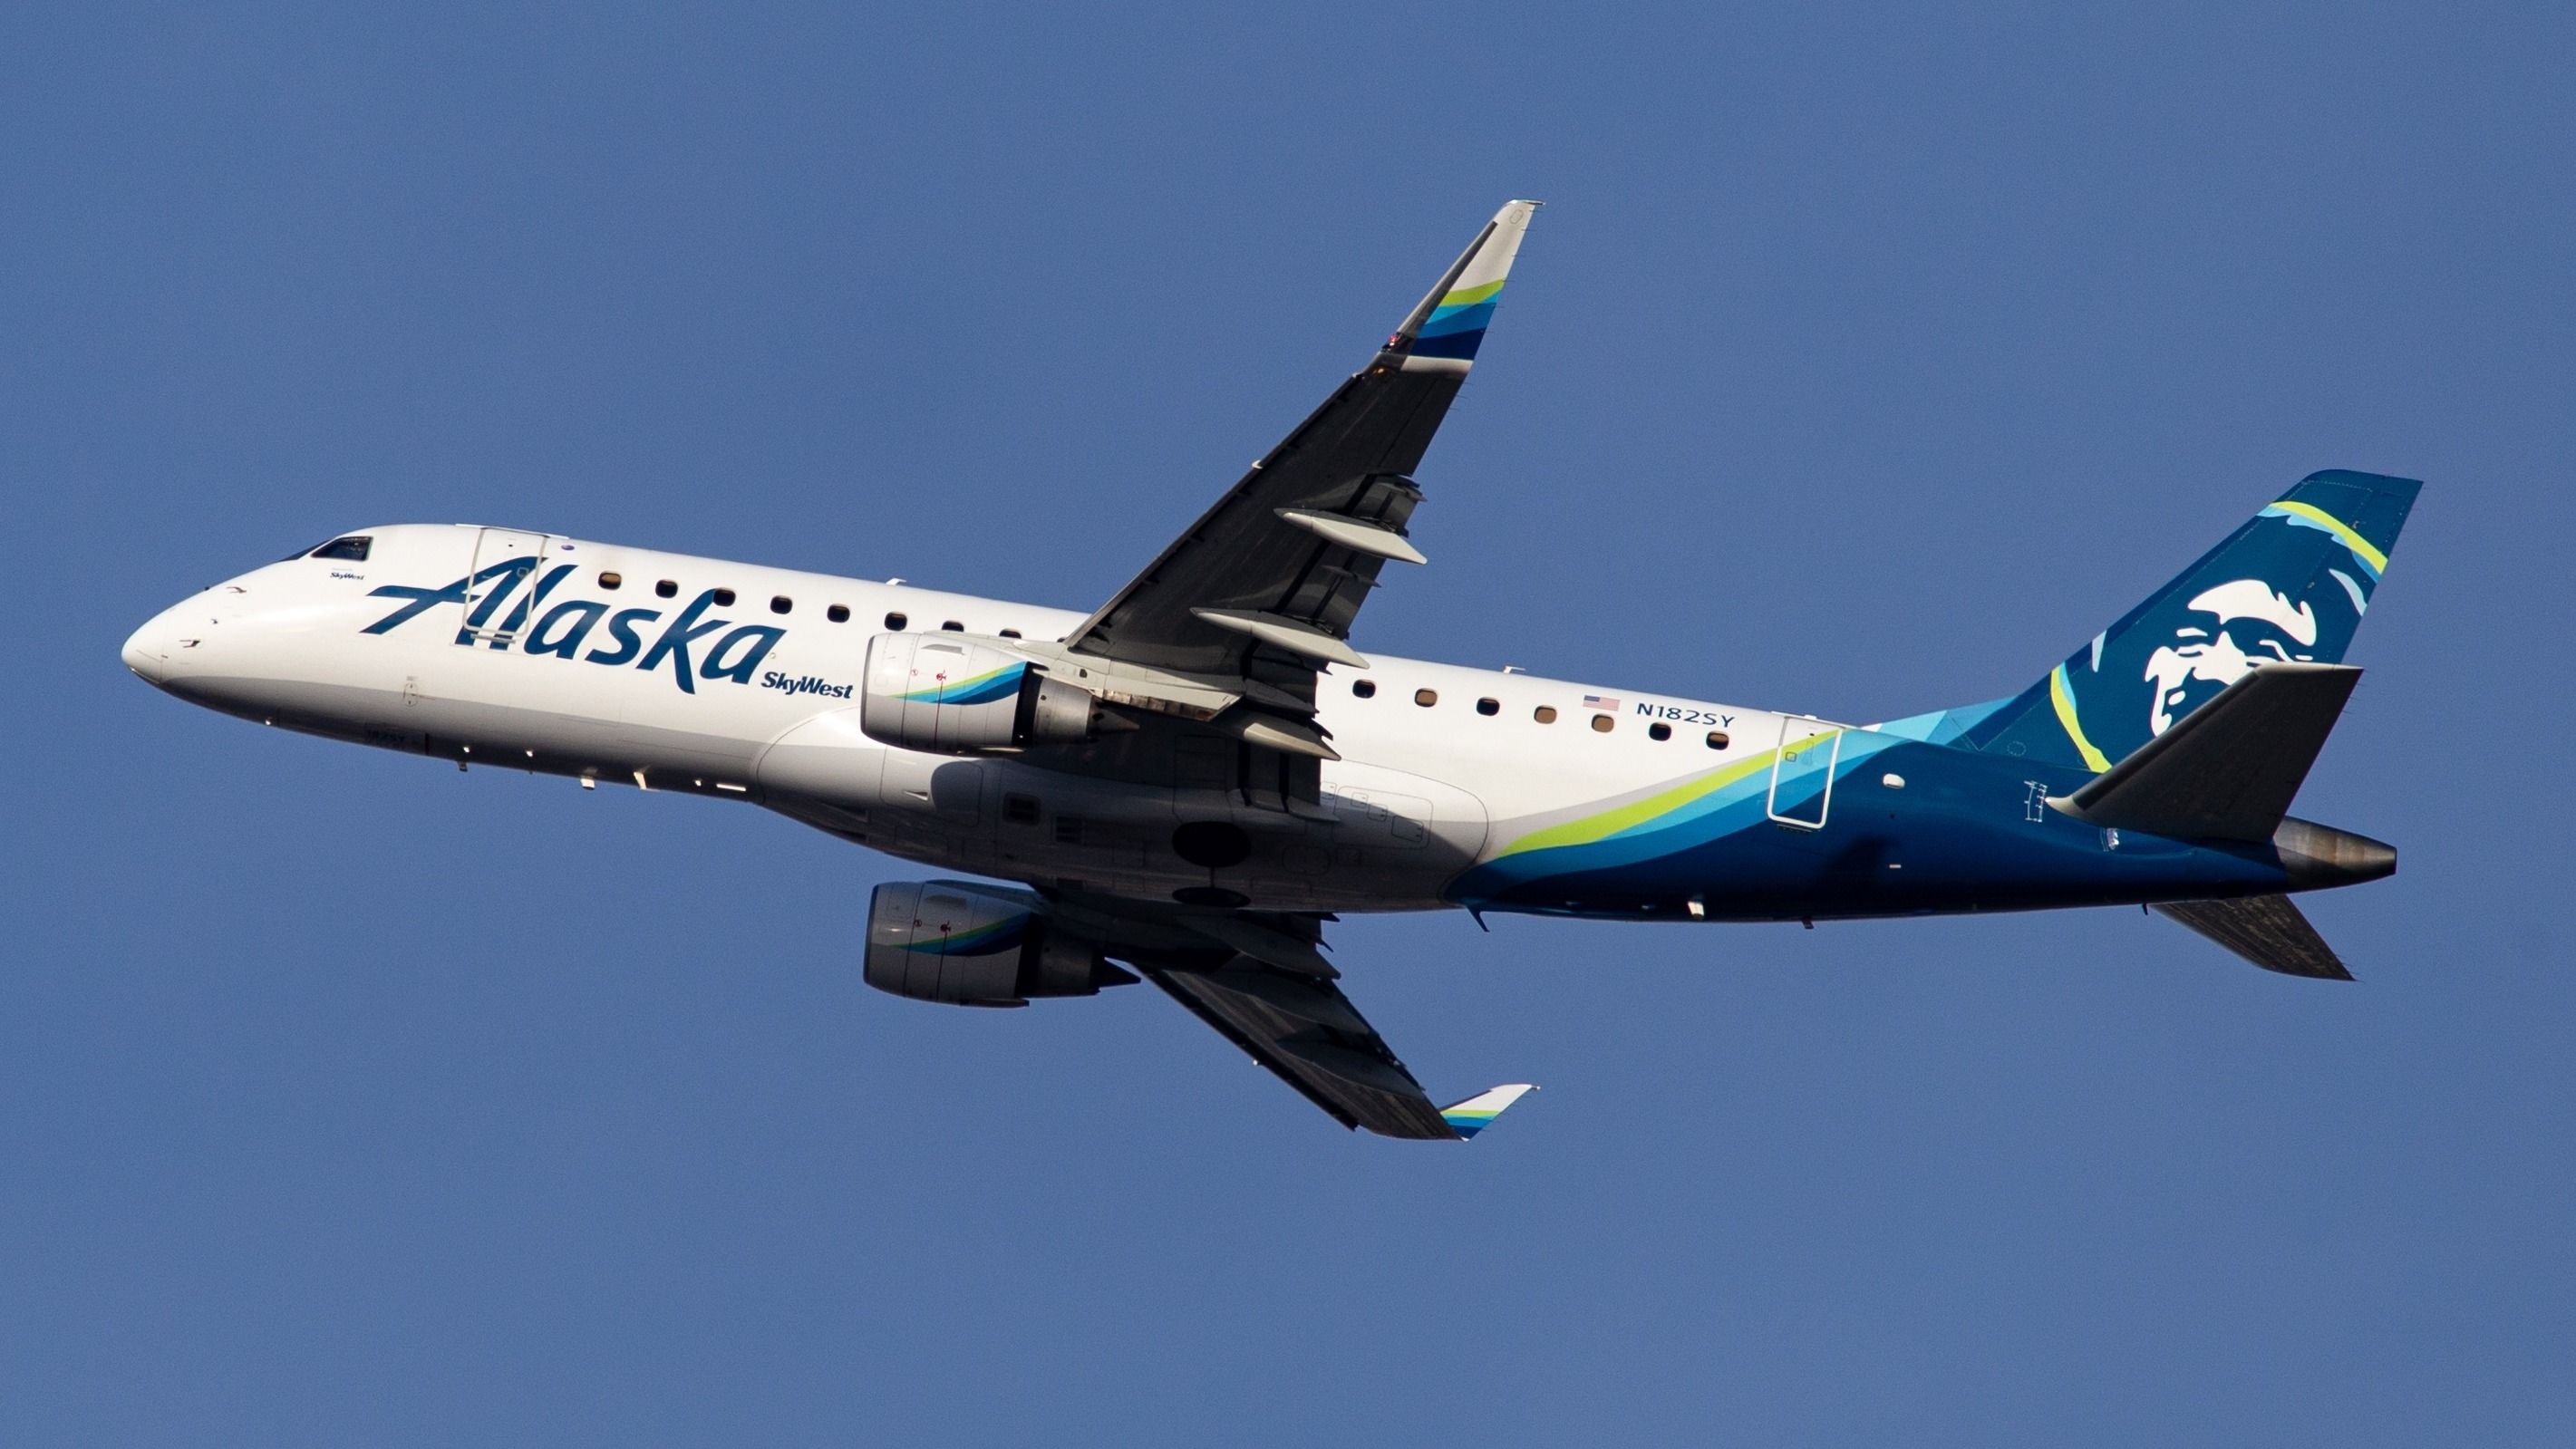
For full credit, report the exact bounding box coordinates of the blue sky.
[6,3,2571,1443]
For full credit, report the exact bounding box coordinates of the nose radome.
[122,608,177,683]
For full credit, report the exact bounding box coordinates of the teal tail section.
[1959,470,2420,773]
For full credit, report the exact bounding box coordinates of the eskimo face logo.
[362,557,786,694]
[2140,578,2319,735]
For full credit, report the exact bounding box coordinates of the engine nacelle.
[860,634,1100,754]
[863,880,1136,1008]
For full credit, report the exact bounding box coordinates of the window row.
[1348,677,1729,748]
[585,573,1022,635]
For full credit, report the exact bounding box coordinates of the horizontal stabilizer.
[2154,894,2353,980]
[2055,662,2360,842]
[1440,1084,1537,1140]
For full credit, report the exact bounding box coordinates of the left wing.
[928,205,1537,808]
[1062,201,1539,685]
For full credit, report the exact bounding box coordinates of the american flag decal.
[1582,693,1622,711]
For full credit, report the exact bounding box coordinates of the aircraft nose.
[121,605,181,684]
[122,620,161,680]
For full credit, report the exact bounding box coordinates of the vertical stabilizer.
[1963,471,2417,773]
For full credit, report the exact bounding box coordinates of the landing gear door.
[1766,716,1842,831]
[459,527,555,648]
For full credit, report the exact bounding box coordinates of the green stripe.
[2266,500,2387,572]
[1498,744,1806,857]
[2049,665,2113,773]
[897,662,1020,702]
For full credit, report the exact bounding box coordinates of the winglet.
[1440,1083,1538,1140]
[1384,200,1541,373]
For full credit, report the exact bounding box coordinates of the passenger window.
[1002,793,1041,826]
[1533,706,1557,724]
[712,588,737,606]
[598,571,623,590]
[828,604,850,623]
[1414,688,1438,707]
[1706,730,1730,750]
[999,628,1022,639]
[1591,714,1615,733]
[308,536,372,562]
[656,580,678,598]
[1648,722,1671,741]
[770,595,792,614]
[1352,680,1377,699]
[941,621,964,632]
[1477,697,1500,716]
[884,612,908,630]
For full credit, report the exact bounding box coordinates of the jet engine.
[863,880,1137,1008]
[860,634,1102,753]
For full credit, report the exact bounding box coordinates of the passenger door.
[458,526,555,648]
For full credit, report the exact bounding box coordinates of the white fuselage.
[124,523,1835,914]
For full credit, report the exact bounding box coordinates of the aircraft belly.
[755,706,884,810]
[751,750,1475,913]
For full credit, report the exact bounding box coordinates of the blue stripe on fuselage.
[1447,738,2294,921]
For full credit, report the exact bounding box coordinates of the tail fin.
[1961,470,2419,772]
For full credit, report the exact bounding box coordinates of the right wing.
[1142,952,1535,1140]
[1060,898,1532,1139]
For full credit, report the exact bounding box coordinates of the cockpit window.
[305,536,373,562]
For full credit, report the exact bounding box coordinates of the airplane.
[122,200,2416,1142]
